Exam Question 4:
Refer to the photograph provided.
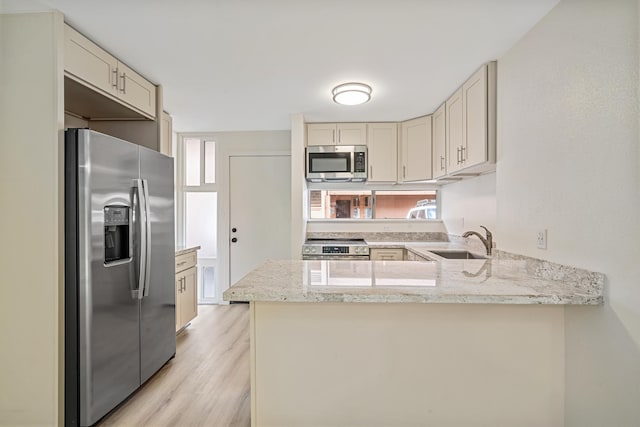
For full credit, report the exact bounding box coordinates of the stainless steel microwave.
[306,145,367,182]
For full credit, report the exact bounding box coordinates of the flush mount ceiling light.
[332,82,372,105]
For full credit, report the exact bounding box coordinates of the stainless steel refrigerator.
[64,129,176,426]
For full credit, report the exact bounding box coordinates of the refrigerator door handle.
[141,179,152,297]
[133,179,148,300]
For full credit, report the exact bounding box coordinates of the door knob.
[231,237,238,243]
[232,227,237,233]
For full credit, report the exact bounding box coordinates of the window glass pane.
[375,190,437,219]
[309,190,372,219]
[184,138,201,186]
[204,141,216,183]
[185,192,217,257]
[201,265,216,299]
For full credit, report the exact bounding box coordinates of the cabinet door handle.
[177,261,187,267]
[332,129,335,144]
[369,165,373,178]
[457,147,461,164]
[403,166,406,179]
[120,72,126,94]
[112,69,118,89]
[440,156,445,170]
[460,146,466,162]
[338,129,341,143]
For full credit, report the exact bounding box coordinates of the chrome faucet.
[462,225,493,256]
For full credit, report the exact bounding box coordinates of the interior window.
[308,190,437,219]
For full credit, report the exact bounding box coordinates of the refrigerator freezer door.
[76,130,141,426]
[139,146,176,383]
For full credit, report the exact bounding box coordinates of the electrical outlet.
[537,229,547,249]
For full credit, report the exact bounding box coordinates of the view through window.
[309,190,437,219]
[182,138,218,303]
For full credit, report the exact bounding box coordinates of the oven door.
[302,255,370,261]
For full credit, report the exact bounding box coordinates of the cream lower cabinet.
[175,251,198,332]
[406,250,429,262]
[370,248,405,261]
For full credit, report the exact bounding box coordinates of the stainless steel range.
[302,238,370,260]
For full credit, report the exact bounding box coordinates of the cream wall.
[0,12,64,426]
[495,0,640,424]
[439,173,497,237]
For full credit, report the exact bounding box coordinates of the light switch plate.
[537,229,547,249]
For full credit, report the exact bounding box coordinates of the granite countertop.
[175,245,201,256]
[223,256,604,305]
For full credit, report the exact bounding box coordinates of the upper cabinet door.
[400,116,432,182]
[336,123,366,146]
[64,25,118,96]
[462,65,488,168]
[432,103,446,179]
[116,61,157,118]
[307,124,337,146]
[307,123,366,146]
[446,87,464,174]
[366,123,397,182]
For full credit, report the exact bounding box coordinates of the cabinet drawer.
[175,251,197,273]
[370,248,405,261]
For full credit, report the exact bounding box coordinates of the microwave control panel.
[354,152,366,173]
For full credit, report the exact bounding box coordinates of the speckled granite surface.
[223,256,604,305]
[175,245,201,256]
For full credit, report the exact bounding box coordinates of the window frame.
[177,134,219,304]
[306,184,440,221]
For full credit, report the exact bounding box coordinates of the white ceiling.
[3,0,559,132]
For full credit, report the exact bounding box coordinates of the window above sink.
[308,189,438,220]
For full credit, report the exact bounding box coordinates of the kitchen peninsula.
[224,253,603,427]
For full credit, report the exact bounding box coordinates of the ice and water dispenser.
[104,206,130,263]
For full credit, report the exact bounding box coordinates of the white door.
[229,155,291,285]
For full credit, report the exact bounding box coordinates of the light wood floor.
[98,304,251,427]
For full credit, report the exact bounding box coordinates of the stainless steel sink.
[427,250,488,260]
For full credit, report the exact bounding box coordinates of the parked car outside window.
[406,201,437,219]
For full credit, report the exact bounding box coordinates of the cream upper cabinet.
[447,62,497,176]
[160,111,173,157]
[307,123,337,145]
[307,123,366,146]
[446,87,464,174]
[400,115,432,182]
[116,61,156,118]
[432,103,447,179]
[64,24,118,97]
[366,123,397,182]
[337,123,366,145]
[64,24,157,119]
[462,64,489,168]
